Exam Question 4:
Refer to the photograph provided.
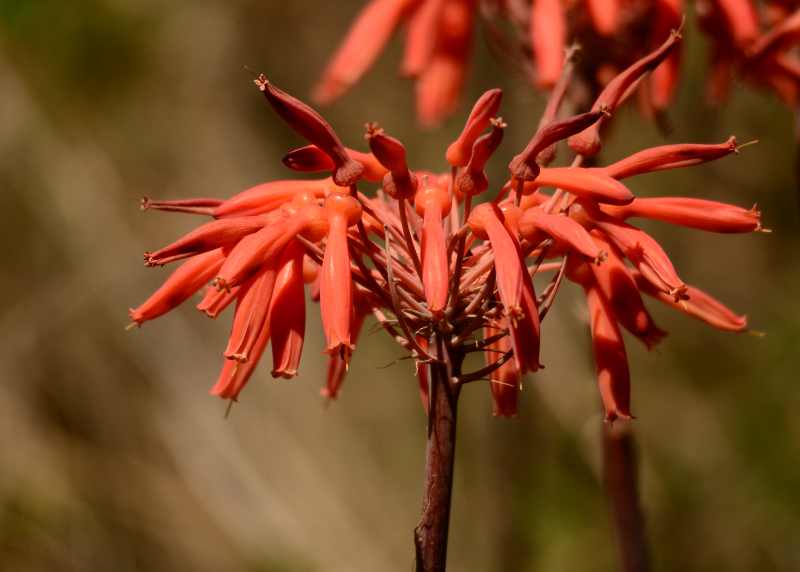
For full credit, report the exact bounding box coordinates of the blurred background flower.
[0,1,798,571]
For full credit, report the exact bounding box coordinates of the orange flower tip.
[140,197,152,211]
[124,320,140,332]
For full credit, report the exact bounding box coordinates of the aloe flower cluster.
[130,34,761,421]
[316,0,800,125]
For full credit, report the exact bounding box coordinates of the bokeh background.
[1,1,799,570]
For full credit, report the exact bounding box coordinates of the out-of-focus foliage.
[0,1,798,571]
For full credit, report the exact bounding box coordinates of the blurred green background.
[1,1,798,570]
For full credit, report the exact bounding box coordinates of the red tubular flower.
[532,167,635,205]
[210,322,271,400]
[518,208,605,263]
[715,0,760,48]
[586,0,620,37]
[144,216,266,266]
[212,179,328,219]
[468,203,524,316]
[415,0,475,127]
[585,283,633,422]
[129,248,226,327]
[282,145,388,183]
[454,117,505,197]
[530,0,566,87]
[484,320,521,417]
[214,203,328,291]
[257,75,364,187]
[588,231,666,349]
[568,30,682,157]
[314,0,418,104]
[446,88,503,167]
[321,193,363,359]
[567,260,633,422]
[599,137,738,180]
[632,271,748,332]
[321,291,370,399]
[649,0,684,110]
[403,0,446,76]
[592,214,687,300]
[415,178,451,316]
[601,197,763,233]
[196,284,238,319]
[269,242,307,379]
[224,264,278,363]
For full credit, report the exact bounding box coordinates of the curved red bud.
[568,30,682,157]
[282,145,388,183]
[256,75,364,186]
[454,117,505,196]
[366,123,418,199]
[446,88,503,166]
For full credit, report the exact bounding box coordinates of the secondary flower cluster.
[315,0,800,123]
[131,36,761,419]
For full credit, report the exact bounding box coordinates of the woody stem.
[603,423,650,572]
[414,340,461,572]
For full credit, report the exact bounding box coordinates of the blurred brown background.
[1,1,798,570]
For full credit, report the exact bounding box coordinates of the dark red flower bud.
[256,75,364,186]
[509,109,607,181]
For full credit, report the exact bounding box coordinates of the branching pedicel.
[130,33,763,571]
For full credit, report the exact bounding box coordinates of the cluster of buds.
[131,35,763,420]
[315,0,800,125]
